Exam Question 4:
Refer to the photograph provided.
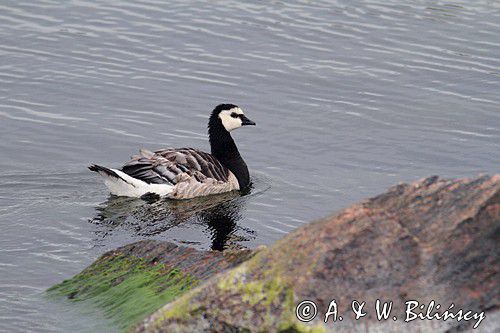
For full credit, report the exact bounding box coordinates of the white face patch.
[219,107,244,132]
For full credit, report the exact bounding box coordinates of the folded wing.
[121,148,238,199]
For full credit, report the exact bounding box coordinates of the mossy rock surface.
[135,175,500,333]
[48,240,254,331]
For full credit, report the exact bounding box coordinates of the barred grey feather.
[120,147,239,199]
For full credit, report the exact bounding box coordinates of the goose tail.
[88,164,122,180]
[89,163,173,197]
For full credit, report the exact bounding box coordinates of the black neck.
[208,123,250,189]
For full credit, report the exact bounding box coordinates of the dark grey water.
[0,0,499,332]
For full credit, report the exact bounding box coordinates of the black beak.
[241,115,256,126]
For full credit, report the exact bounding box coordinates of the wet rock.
[47,240,255,331]
[135,175,499,333]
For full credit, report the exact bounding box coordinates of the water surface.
[0,0,499,332]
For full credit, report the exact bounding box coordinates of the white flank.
[99,168,173,197]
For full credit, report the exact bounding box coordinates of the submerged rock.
[135,175,499,332]
[47,240,255,331]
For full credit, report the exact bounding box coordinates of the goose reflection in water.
[89,186,255,251]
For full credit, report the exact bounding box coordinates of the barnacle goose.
[89,104,256,199]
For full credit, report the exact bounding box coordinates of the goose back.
[121,148,239,199]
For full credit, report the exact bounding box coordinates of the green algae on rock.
[48,253,198,331]
[48,240,255,331]
[136,250,322,333]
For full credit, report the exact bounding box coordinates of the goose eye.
[230,112,239,118]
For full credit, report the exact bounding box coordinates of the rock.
[47,240,255,331]
[135,175,499,333]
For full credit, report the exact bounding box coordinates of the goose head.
[209,104,256,133]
